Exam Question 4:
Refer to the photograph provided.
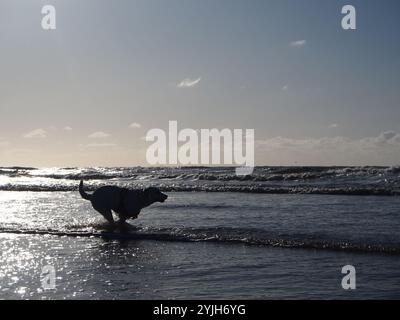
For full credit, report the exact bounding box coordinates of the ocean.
[1,166,400,299]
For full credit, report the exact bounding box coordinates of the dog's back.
[80,181,121,209]
[91,186,123,210]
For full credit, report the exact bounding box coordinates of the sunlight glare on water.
[0,191,102,232]
[1,189,400,299]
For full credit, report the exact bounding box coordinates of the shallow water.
[2,233,400,299]
[1,189,400,299]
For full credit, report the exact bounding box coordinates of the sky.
[0,0,399,167]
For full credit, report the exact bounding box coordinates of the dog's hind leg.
[94,207,114,224]
[118,216,127,224]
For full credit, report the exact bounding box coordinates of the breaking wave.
[1,166,400,196]
[1,226,399,255]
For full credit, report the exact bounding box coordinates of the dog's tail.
[79,180,92,201]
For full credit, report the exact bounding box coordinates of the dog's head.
[144,187,168,203]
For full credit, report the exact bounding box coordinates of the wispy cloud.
[329,123,339,128]
[373,131,400,146]
[63,126,73,131]
[177,77,201,88]
[282,85,289,91]
[290,40,307,47]
[23,128,47,139]
[88,131,111,138]
[129,122,142,129]
[257,131,400,154]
